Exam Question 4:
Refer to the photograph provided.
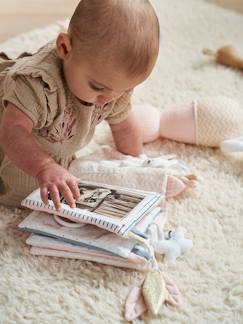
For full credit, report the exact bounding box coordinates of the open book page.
[132,200,166,237]
[21,180,164,236]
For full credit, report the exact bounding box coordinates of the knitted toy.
[133,97,243,148]
[203,45,243,70]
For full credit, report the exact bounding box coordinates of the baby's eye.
[89,82,105,92]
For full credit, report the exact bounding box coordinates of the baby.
[1,0,243,211]
[0,0,160,210]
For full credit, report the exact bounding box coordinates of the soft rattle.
[203,45,243,70]
[153,227,193,262]
[124,230,183,321]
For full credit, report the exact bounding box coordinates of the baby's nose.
[97,95,108,106]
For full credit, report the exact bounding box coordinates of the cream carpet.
[1,0,243,323]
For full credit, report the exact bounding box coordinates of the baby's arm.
[109,111,143,156]
[0,103,80,210]
[0,104,53,177]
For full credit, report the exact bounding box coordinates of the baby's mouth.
[78,98,109,109]
[79,98,94,106]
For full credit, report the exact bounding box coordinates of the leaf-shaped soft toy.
[124,285,147,321]
[124,272,182,321]
[163,273,182,307]
[142,269,168,315]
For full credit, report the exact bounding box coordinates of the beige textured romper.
[0,41,132,207]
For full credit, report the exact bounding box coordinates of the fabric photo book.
[19,180,167,270]
[21,180,165,237]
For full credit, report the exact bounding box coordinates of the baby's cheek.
[74,86,96,103]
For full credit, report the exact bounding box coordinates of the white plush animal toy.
[153,227,193,262]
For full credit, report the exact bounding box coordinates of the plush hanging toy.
[203,45,243,70]
[153,227,193,262]
[124,226,192,321]
[124,230,185,321]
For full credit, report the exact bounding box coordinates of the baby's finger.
[59,183,76,208]
[40,186,49,205]
[67,180,81,200]
[49,185,61,211]
[76,177,80,185]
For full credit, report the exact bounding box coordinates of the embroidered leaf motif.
[163,273,182,307]
[125,286,147,321]
[91,104,109,126]
[142,269,168,315]
[39,105,76,143]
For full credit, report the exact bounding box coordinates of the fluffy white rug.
[1,0,243,323]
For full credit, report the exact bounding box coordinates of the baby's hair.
[69,0,160,77]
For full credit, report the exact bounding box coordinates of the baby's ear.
[220,137,243,153]
[56,32,72,60]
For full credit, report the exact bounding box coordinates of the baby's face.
[62,55,147,107]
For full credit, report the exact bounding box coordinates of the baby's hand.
[36,162,80,211]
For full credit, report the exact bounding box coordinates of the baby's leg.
[133,104,196,144]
